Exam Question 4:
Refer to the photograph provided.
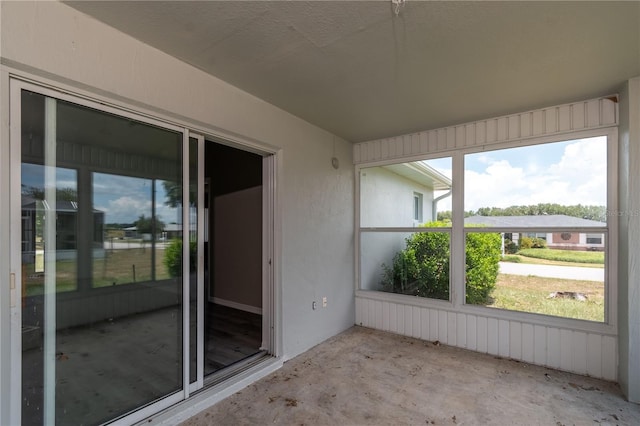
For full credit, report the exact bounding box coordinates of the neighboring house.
[360,162,452,228]
[464,215,606,251]
[360,162,451,291]
[21,196,105,261]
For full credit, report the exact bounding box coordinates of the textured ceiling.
[65,1,640,143]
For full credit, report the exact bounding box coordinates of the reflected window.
[20,88,184,425]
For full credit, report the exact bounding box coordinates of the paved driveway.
[499,262,604,282]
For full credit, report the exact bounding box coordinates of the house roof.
[65,1,640,143]
[464,215,605,228]
[384,161,451,191]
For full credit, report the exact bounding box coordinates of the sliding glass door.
[15,84,186,425]
[10,79,274,425]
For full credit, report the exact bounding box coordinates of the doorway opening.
[203,142,265,378]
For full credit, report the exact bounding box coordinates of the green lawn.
[484,274,604,322]
[517,248,604,265]
[24,248,171,296]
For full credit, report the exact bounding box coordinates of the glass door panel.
[19,89,185,425]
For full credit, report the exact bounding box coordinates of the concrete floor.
[182,326,640,426]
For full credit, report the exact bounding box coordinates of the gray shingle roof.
[464,215,605,227]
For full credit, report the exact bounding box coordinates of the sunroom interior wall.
[0,0,354,365]
[354,97,617,164]
[353,97,619,381]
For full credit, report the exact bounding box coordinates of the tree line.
[437,203,606,222]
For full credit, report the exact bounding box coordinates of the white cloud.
[463,138,607,212]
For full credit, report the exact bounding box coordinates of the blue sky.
[22,164,179,224]
[426,136,607,212]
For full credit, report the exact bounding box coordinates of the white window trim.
[356,126,618,336]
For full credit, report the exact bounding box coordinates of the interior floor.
[182,326,640,425]
[205,303,262,374]
[22,304,262,425]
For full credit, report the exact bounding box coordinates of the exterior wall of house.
[618,76,640,402]
[359,167,436,292]
[354,96,620,382]
[0,1,354,422]
[360,166,434,228]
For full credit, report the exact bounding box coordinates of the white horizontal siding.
[354,96,617,164]
[355,295,617,381]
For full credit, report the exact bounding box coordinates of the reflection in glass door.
[18,87,186,424]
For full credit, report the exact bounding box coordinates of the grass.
[24,248,172,296]
[518,248,604,265]
[482,274,604,322]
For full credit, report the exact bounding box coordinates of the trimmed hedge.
[381,222,501,304]
[164,238,197,277]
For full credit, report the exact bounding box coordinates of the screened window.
[464,136,608,322]
[359,157,452,300]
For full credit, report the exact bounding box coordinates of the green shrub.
[530,237,547,249]
[465,232,501,304]
[501,255,521,263]
[519,236,533,250]
[381,222,501,304]
[504,239,518,254]
[164,238,197,277]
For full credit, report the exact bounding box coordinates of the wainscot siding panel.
[587,333,603,379]
[487,318,499,355]
[521,323,535,363]
[602,335,617,381]
[509,321,522,360]
[403,304,413,337]
[397,304,405,336]
[534,325,547,365]
[457,313,467,348]
[429,309,439,341]
[374,300,383,330]
[389,302,398,333]
[413,306,422,339]
[438,310,448,344]
[466,315,477,351]
[420,308,430,341]
[498,319,510,357]
[355,296,617,381]
[573,331,588,375]
[560,329,574,372]
[382,301,390,331]
[546,327,561,369]
[354,96,618,164]
[447,311,457,347]
[477,316,488,353]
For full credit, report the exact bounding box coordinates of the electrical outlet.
[322,297,327,308]
[312,301,317,310]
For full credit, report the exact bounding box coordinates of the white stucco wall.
[360,166,435,228]
[0,2,354,422]
[359,166,437,291]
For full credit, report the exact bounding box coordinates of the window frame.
[356,127,618,333]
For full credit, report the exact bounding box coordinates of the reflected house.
[21,195,105,261]
[464,215,606,251]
